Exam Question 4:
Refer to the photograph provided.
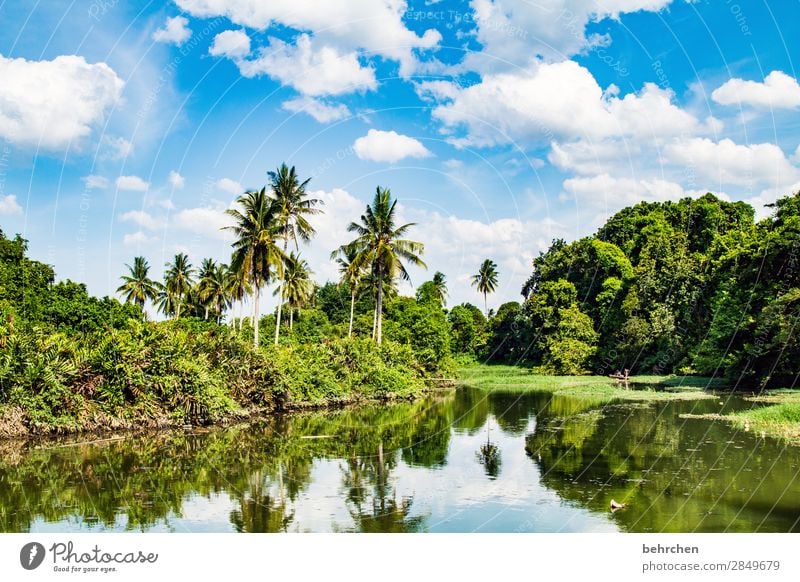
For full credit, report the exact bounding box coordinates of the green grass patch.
[457,364,716,403]
[727,403,800,445]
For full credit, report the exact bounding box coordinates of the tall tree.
[471,259,498,317]
[198,261,230,324]
[332,244,363,338]
[275,252,315,330]
[347,187,426,344]
[196,258,218,320]
[268,164,322,344]
[116,256,158,312]
[432,271,448,306]
[225,188,284,347]
[164,253,195,319]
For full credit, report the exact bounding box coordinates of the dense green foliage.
[479,192,799,386]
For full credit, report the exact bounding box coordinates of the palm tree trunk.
[376,264,384,344]
[204,307,209,320]
[348,291,355,337]
[253,286,260,348]
[274,237,289,345]
[484,292,487,318]
[289,307,294,330]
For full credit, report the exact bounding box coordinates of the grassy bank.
[457,364,716,403]
[0,319,444,439]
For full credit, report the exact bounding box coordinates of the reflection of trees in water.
[475,419,502,479]
[525,400,800,532]
[0,394,449,532]
[339,440,427,533]
[230,470,295,533]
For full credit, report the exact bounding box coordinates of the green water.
[1,386,799,532]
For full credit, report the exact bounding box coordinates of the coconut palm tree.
[198,262,230,324]
[268,164,322,344]
[471,259,498,317]
[196,258,218,320]
[224,187,284,347]
[346,187,426,344]
[432,271,448,306]
[116,256,158,312]
[164,253,195,319]
[275,252,314,330]
[331,244,363,338]
[226,263,252,331]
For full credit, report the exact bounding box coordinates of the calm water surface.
[2,386,800,532]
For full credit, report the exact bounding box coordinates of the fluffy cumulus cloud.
[712,70,800,109]
[663,138,800,189]
[177,0,440,76]
[82,175,109,189]
[120,210,163,230]
[168,170,185,189]
[353,129,432,163]
[209,29,251,58]
[463,0,675,71]
[282,96,351,123]
[116,175,150,192]
[0,53,123,150]
[238,34,376,97]
[216,178,242,194]
[152,16,192,46]
[123,231,157,247]
[173,203,234,240]
[432,61,714,148]
[0,194,23,215]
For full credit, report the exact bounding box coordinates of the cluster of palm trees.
[117,164,435,347]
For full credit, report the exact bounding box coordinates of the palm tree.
[432,271,448,306]
[116,256,158,312]
[196,258,218,320]
[224,187,284,347]
[331,244,363,338]
[226,264,252,331]
[346,187,426,344]
[164,253,195,319]
[268,164,322,344]
[198,262,230,324]
[275,252,314,330]
[471,259,498,317]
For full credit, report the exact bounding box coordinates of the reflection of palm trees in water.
[339,440,426,533]
[230,468,295,533]
[476,417,502,479]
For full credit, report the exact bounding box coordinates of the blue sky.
[1,0,799,312]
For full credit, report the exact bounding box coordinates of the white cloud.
[209,29,251,58]
[663,138,800,189]
[152,16,192,46]
[173,204,234,240]
[116,175,150,192]
[462,0,675,72]
[120,210,163,230]
[0,194,22,215]
[123,231,157,246]
[353,129,432,163]
[216,178,242,194]
[168,170,185,189]
[238,34,377,97]
[792,145,800,165]
[102,135,133,160]
[281,96,350,123]
[0,53,123,150]
[176,0,440,76]
[712,71,800,109]
[432,61,711,148]
[82,175,109,189]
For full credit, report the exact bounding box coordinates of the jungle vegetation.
[2,174,799,436]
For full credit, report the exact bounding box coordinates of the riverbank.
[682,390,800,445]
[0,320,448,440]
[457,364,717,403]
